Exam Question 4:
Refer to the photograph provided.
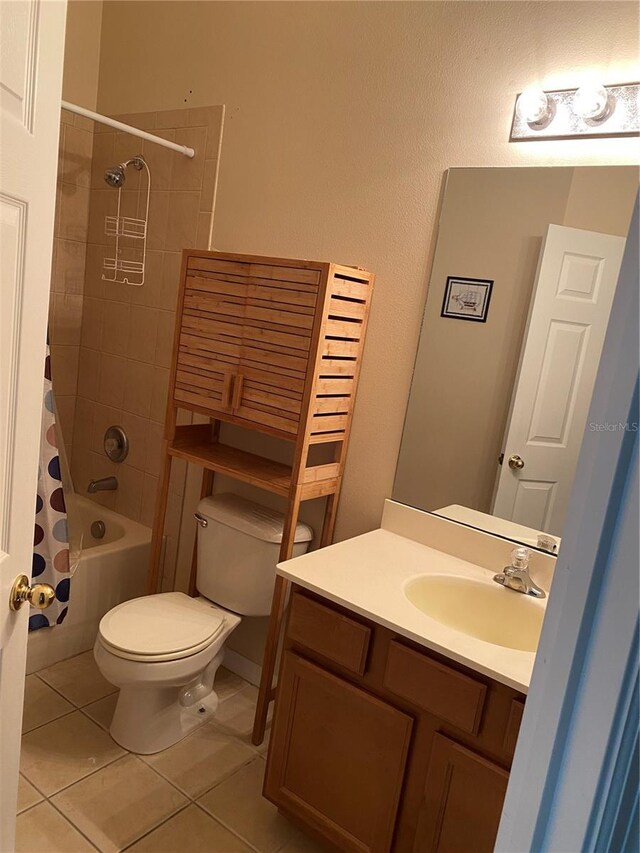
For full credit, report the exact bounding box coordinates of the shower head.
[103,156,145,188]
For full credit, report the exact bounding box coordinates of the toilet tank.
[195,493,313,616]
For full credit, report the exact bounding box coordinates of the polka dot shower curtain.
[30,345,71,630]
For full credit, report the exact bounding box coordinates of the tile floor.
[18,651,327,853]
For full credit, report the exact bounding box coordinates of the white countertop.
[277,527,544,693]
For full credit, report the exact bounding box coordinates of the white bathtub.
[26,495,151,674]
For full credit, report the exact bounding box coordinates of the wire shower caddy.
[102,156,150,286]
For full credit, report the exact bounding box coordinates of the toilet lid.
[99,592,225,659]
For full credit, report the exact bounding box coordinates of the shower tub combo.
[27,495,150,674]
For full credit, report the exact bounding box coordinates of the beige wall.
[94,1,639,542]
[62,1,103,109]
[394,166,637,515]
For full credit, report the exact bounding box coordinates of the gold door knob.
[508,454,525,470]
[9,574,56,611]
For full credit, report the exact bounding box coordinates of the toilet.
[94,493,312,754]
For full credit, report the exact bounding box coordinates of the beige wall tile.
[91,131,116,189]
[155,310,175,368]
[87,188,112,246]
[142,129,176,190]
[156,108,189,129]
[196,211,212,249]
[119,411,149,470]
[145,420,164,476]
[60,125,93,187]
[131,249,163,308]
[128,305,159,363]
[76,347,101,401]
[80,296,104,350]
[115,463,144,520]
[73,397,95,452]
[171,126,207,191]
[161,251,182,311]
[59,183,91,242]
[50,345,80,397]
[165,192,199,251]
[201,159,217,212]
[141,473,159,527]
[54,238,87,294]
[73,113,94,133]
[161,534,178,591]
[99,353,127,407]
[55,395,76,447]
[164,491,183,540]
[114,111,158,131]
[51,292,83,346]
[123,359,155,417]
[83,242,107,299]
[147,191,171,250]
[102,300,131,356]
[150,366,170,422]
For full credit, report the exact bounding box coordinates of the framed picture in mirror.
[441,276,493,322]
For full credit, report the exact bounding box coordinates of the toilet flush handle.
[194,512,208,528]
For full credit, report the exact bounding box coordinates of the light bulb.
[573,83,610,121]
[516,88,551,125]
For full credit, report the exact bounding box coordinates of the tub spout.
[87,476,118,494]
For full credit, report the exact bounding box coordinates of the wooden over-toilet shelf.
[148,250,374,745]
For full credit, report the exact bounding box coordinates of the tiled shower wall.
[50,105,224,584]
[49,110,94,460]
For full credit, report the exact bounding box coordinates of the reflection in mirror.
[393,166,637,552]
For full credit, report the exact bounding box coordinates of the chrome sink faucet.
[87,476,118,494]
[493,547,546,599]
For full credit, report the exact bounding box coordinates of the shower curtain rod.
[61,101,196,158]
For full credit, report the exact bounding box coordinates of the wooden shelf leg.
[147,445,173,594]
[252,484,303,746]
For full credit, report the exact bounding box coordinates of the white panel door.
[493,225,625,536]
[0,1,66,847]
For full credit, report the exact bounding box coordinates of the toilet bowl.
[94,493,312,754]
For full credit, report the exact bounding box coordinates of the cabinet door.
[414,734,509,853]
[265,652,413,853]
[174,256,246,414]
[233,263,321,435]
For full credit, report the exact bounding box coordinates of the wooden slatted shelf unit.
[148,250,374,745]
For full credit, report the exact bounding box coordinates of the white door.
[0,0,66,847]
[493,224,625,536]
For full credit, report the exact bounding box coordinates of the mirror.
[393,166,637,553]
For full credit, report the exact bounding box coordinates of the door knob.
[508,454,525,470]
[9,574,56,611]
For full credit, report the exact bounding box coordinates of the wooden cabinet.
[265,589,525,852]
[413,734,509,853]
[150,251,375,745]
[175,251,371,440]
[266,652,413,852]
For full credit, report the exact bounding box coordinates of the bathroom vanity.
[264,503,553,852]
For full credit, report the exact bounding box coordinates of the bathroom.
[1,1,638,851]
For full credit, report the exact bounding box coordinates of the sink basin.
[404,574,544,652]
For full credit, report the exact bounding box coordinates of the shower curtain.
[30,345,72,630]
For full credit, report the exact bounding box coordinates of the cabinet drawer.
[383,641,486,734]
[288,593,371,675]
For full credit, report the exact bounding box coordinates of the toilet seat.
[98,592,225,662]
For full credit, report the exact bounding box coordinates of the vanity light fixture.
[510,81,639,141]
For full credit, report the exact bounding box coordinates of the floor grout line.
[44,796,103,852]
[193,801,263,853]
